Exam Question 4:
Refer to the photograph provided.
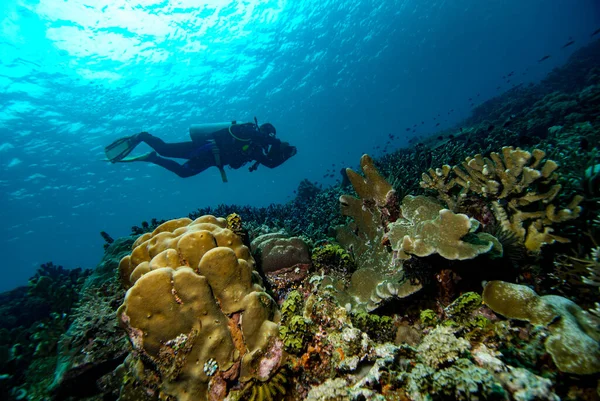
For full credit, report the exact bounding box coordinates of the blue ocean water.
[0,0,598,293]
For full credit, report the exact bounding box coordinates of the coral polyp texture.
[116,215,284,401]
[420,146,583,251]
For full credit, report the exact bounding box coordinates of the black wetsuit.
[137,123,287,178]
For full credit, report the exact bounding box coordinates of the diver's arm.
[254,154,286,169]
[251,141,292,169]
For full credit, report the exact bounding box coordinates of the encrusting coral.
[420,146,583,252]
[482,280,600,375]
[116,215,285,401]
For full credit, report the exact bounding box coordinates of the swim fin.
[116,151,156,163]
[104,134,140,163]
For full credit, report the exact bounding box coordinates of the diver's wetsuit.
[138,123,288,178]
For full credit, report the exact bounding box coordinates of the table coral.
[116,215,284,401]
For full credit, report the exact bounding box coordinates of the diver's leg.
[138,132,197,159]
[141,153,205,178]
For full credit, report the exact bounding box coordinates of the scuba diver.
[104,119,297,182]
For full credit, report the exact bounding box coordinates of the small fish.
[507,71,514,77]
[405,128,411,132]
[437,135,443,140]
[487,124,495,132]
[591,27,600,37]
[561,39,575,49]
[435,123,440,127]
[538,55,551,63]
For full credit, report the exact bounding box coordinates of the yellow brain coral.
[117,216,284,401]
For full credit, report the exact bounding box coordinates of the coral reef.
[421,147,583,252]
[311,243,355,276]
[385,195,497,260]
[250,232,311,274]
[482,280,600,374]
[117,216,284,401]
[4,38,600,401]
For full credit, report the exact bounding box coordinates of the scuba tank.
[188,121,237,183]
[189,121,236,142]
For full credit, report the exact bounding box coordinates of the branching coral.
[337,154,399,273]
[421,146,583,252]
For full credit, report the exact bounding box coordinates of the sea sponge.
[117,216,284,401]
[482,280,600,375]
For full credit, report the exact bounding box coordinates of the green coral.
[279,315,310,354]
[280,290,303,321]
[445,292,482,319]
[439,293,491,331]
[311,243,355,274]
[420,309,438,327]
[351,311,394,342]
[279,291,312,354]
